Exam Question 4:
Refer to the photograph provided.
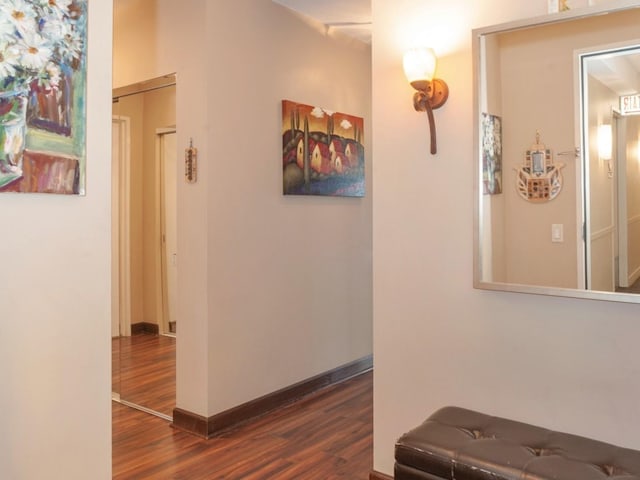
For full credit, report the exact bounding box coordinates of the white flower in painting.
[0,0,85,90]
[55,20,83,63]
[39,0,73,21]
[340,119,353,130]
[4,0,38,33]
[38,0,74,11]
[0,44,19,77]
[40,12,65,38]
[311,106,325,119]
[0,15,16,41]
[17,32,53,70]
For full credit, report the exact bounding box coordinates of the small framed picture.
[548,0,593,13]
[532,151,545,174]
[481,113,502,195]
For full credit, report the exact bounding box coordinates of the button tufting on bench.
[600,464,630,477]
[394,407,640,480]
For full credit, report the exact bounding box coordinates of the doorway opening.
[111,74,177,420]
[580,44,640,294]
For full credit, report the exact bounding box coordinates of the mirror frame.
[473,0,640,304]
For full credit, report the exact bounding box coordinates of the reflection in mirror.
[583,47,640,294]
[474,3,640,303]
[112,74,177,419]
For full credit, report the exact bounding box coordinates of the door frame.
[156,127,177,336]
[615,112,630,288]
[112,115,132,338]
[576,41,638,290]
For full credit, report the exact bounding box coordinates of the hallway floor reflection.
[616,276,640,294]
[113,334,176,418]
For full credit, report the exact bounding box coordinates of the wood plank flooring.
[113,370,373,479]
[113,334,176,417]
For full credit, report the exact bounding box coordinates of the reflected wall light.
[598,123,613,178]
[403,48,449,155]
[598,124,612,160]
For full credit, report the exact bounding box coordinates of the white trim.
[112,115,132,337]
[573,46,586,289]
[590,225,615,241]
[616,113,629,287]
[626,215,640,286]
[156,128,177,336]
[112,397,172,422]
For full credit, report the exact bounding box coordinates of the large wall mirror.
[112,74,177,419]
[473,1,640,303]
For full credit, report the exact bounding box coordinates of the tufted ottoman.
[395,406,640,480]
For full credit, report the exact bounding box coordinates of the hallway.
[112,371,373,479]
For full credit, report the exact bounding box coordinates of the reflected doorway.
[160,130,178,335]
[581,46,640,293]
[111,74,177,419]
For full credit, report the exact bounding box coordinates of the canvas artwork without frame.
[282,100,365,197]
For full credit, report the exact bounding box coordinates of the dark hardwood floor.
[113,334,176,417]
[113,358,373,479]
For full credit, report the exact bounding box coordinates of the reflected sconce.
[597,123,613,178]
[598,124,612,160]
[403,48,449,155]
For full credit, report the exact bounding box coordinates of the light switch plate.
[552,224,564,243]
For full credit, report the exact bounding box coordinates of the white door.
[160,131,178,334]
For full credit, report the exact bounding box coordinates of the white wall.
[204,0,373,414]
[114,0,211,415]
[372,0,640,475]
[498,23,580,288]
[0,1,113,479]
[114,0,372,417]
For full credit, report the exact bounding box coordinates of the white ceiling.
[588,51,640,96]
[272,0,372,44]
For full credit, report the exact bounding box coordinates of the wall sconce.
[403,48,449,155]
[597,123,613,178]
[598,124,612,160]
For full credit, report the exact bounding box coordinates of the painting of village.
[282,100,364,197]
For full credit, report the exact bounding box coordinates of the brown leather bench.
[395,406,640,480]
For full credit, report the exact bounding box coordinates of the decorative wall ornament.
[548,0,570,13]
[515,132,565,202]
[0,0,87,194]
[548,0,593,13]
[481,113,502,195]
[282,100,364,197]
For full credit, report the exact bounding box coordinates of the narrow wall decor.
[0,0,87,194]
[282,100,365,197]
[481,113,502,195]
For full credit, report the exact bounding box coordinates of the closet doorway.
[111,74,177,419]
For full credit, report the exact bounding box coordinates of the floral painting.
[282,100,364,197]
[0,0,87,194]
[482,112,502,195]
